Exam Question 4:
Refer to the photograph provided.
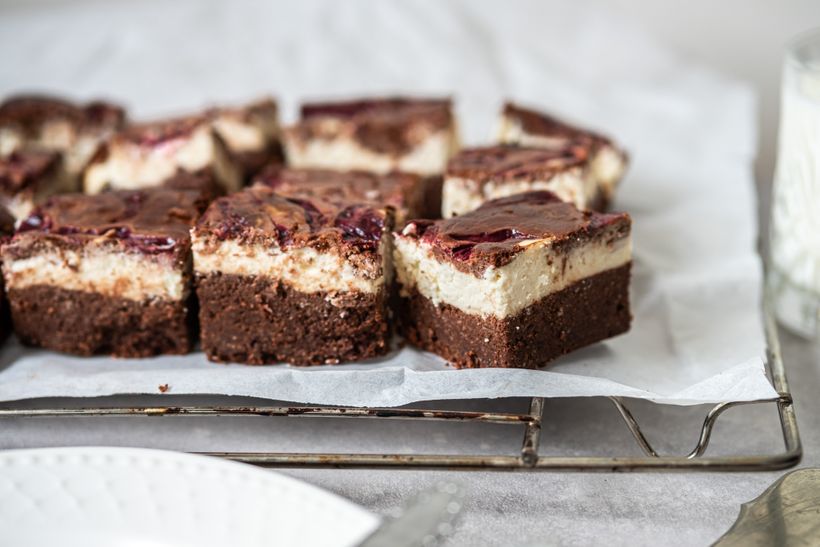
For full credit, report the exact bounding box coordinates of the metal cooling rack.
[0,296,802,472]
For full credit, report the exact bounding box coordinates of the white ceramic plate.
[0,447,380,547]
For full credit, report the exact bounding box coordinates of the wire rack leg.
[609,396,790,459]
[608,397,659,457]
[520,397,544,466]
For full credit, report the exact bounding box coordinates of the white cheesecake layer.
[34,119,76,152]
[212,114,275,154]
[192,237,386,295]
[4,247,186,301]
[0,127,24,156]
[39,121,108,177]
[83,126,242,194]
[67,134,107,178]
[0,125,73,159]
[394,231,631,319]
[283,129,455,176]
[0,123,108,178]
[591,145,627,199]
[1,194,37,223]
[441,169,593,218]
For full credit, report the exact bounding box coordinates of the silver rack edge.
[0,295,802,472]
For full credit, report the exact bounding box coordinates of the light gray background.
[3,0,817,189]
[603,1,818,195]
[2,1,820,545]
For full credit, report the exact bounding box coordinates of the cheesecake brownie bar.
[192,184,393,365]
[394,191,631,369]
[2,187,207,357]
[0,94,125,180]
[441,144,592,218]
[0,150,73,221]
[499,102,628,208]
[83,114,242,195]
[283,97,458,176]
[207,98,280,177]
[256,166,441,223]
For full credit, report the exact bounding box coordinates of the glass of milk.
[770,29,820,338]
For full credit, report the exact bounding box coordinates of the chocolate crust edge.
[398,263,631,369]
[196,272,390,366]
[8,285,194,357]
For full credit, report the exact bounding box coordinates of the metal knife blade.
[712,468,820,546]
[356,482,465,547]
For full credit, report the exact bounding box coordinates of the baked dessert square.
[83,114,242,195]
[442,144,591,217]
[207,97,281,178]
[255,166,441,223]
[192,184,393,365]
[394,191,632,369]
[2,187,207,357]
[498,102,628,208]
[0,94,126,181]
[283,97,458,176]
[0,150,73,221]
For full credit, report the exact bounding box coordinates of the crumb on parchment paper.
[158,384,170,393]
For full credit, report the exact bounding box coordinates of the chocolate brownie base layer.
[400,264,631,369]
[197,273,390,366]
[421,175,443,219]
[236,146,284,182]
[589,190,610,213]
[8,285,193,357]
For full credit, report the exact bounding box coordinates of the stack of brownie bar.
[0,95,126,181]
[0,93,633,370]
[442,102,628,217]
[83,98,281,195]
[3,187,209,356]
[394,192,631,368]
[282,97,458,176]
[0,95,126,221]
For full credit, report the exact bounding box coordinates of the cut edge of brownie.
[394,191,632,368]
[8,284,195,357]
[196,273,389,366]
[399,263,631,369]
[191,184,395,366]
[2,186,204,357]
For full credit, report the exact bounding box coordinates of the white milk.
[770,30,820,337]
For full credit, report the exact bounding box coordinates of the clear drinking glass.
[770,29,820,338]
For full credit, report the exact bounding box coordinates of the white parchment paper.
[0,0,777,406]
